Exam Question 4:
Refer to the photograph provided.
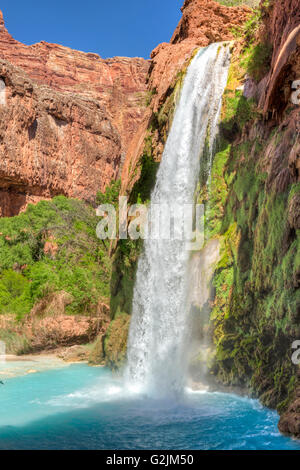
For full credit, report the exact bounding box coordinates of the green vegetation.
[222,90,259,133]
[242,5,273,80]
[145,88,158,107]
[217,0,260,7]
[88,335,105,365]
[110,238,143,318]
[0,196,112,319]
[211,152,300,410]
[230,4,273,80]
[200,144,232,238]
[0,328,31,355]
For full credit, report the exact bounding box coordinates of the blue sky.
[1,0,183,59]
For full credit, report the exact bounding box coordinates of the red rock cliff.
[0,10,150,216]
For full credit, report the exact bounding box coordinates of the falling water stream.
[125,43,231,396]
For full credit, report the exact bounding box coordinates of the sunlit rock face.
[0,10,150,216]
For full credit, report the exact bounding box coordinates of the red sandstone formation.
[2,0,298,215]
[0,10,149,216]
[121,0,251,193]
[251,0,300,185]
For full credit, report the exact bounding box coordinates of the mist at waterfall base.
[1,364,300,450]
[1,46,299,451]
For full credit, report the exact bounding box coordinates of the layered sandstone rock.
[0,10,149,216]
[0,58,121,216]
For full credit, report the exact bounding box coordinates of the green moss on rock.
[0,196,112,320]
[104,313,131,369]
[205,39,299,414]
[88,336,105,365]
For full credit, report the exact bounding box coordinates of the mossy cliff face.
[197,1,300,438]
[209,112,300,412]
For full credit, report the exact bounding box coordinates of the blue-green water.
[0,363,299,450]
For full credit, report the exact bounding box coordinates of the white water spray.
[125,43,231,397]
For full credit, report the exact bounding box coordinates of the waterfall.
[125,43,231,397]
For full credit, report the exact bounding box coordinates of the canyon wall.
[0,11,149,216]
